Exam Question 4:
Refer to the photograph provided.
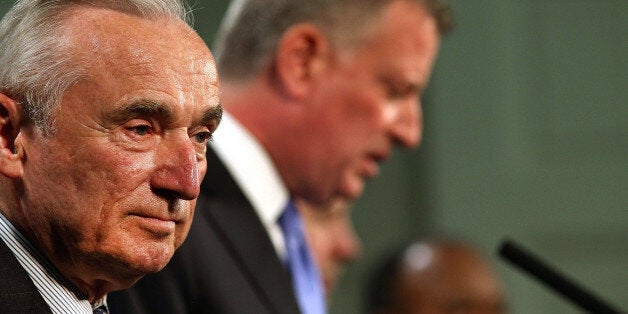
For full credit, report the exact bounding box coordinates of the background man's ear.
[0,93,26,178]
[274,23,330,98]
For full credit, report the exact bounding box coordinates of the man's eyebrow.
[107,100,173,123]
[199,104,223,129]
[378,75,425,95]
[107,100,223,129]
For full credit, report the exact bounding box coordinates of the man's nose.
[389,99,422,148]
[151,136,200,201]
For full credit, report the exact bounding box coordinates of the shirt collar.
[0,211,106,314]
[211,111,289,227]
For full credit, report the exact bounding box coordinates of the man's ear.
[274,23,330,98]
[0,93,26,178]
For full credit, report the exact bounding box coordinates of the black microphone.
[498,239,623,314]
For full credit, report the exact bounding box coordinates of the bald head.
[370,240,507,314]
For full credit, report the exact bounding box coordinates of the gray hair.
[0,0,192,135]
[213,0,453,83]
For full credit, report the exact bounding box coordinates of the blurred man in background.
[297,199,362,297]
[368,238,507,314]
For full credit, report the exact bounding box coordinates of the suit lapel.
[0,239,52,313]
[200,149,300,313]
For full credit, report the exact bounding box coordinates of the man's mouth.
[362,158,380,178]
[129,213,179,237]
[362,150,390,178]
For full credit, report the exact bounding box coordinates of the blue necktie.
[279,200,326,314]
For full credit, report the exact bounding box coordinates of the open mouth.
[362,157,380,178]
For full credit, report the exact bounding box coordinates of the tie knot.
[278,199,303,238]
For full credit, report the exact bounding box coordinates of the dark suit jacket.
[109,149,300,314]
[0,238,53,313]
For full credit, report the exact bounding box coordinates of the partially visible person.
[368,239,507,314]
[0,0,221,312]
[297,198,362,297]
[109,0,453,313]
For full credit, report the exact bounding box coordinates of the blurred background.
[2,0,624,312]
[199,2,628,312]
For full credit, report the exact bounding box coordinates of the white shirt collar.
[210,111,289,257]
[0,211,106,314]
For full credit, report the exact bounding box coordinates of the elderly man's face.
[17,7,220,289]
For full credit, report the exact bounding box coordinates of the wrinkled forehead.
[59,5,216,82]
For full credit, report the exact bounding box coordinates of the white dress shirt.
[211,111,290,259]
[0,211,107,314]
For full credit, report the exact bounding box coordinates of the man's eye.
[387,86,413,99]
[193,131,212,144]
[128,125,151,136]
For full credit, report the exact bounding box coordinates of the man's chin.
[121,243,175,274]
[85,248,173,293]
[339,178,365,200]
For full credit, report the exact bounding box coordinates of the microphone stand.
[498,239,623,314]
